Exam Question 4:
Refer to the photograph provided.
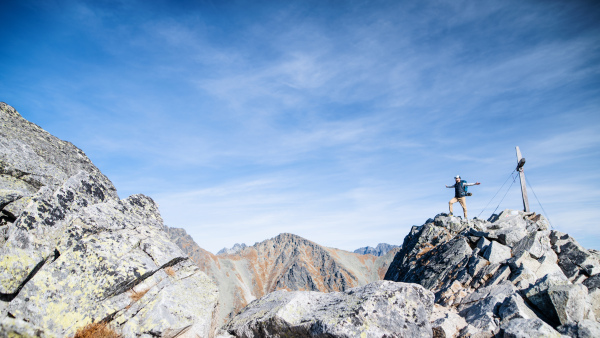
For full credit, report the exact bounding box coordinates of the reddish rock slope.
[165,228,398,325]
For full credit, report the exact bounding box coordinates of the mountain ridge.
[164,228,399,325]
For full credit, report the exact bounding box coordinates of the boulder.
[492,210,528,229]
[501,318,562,338]
[588,289,600,320]
[512,230,552,259]
[456,281,516,333]
[547,284,591,325]
[557,319,600,338]
[497,227,529,247]
[583,274,600,292]
[557,240,600,280]
[223,281,435,337]
[510,266,538,291]
[434,214,467,232]
[498,293,539,323]
[468,254,489,278]
[430,305,468,338]
[522,274,570,325]
[483,241,512,264]
[477,237,491,252]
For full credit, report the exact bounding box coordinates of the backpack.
[461,180,473,196]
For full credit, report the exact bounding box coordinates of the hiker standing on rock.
[446,175,480,219]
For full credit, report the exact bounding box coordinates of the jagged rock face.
[384,210,600,336]
[0,103,218,337]
[221,281,434,338]
[353,243,399,256]
[0,102,118,224]
[165,228,399,326]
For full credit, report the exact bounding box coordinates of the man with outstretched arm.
[446,175,480,218]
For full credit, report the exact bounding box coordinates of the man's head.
[454,175,461,182]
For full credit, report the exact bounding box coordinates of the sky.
[1,0,599,254]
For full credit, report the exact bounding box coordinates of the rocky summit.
[165,227,399,326]
[0,102,218,337]
[385,210,600,337]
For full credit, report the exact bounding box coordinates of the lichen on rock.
[0,102,218,337]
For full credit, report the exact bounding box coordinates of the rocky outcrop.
[0,103,218,337]
[384,210,600,336]
[165,228,399,326]
[353,242,400,256]
[220,280,434,337]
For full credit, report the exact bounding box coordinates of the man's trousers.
[449,197,467,218]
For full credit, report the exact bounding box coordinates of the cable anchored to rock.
[477,169,516,219]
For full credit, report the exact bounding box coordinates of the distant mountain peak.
[164,229,399,325]
[217,243,247,255]
[354,243,400,256]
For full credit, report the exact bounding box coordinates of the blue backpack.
[461,180,472,196]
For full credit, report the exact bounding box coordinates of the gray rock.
[0,317,51,338]
[508,251,540,274]
[523,273,569,325]
[498,294,539,323]
[483,241,512,264]
[384,223,473,293]
[588,289,600,320]
[550,230,570,252]
[497,227,529,247]
[512,230,551,259]
[223,281,435,337]
[557,320,600,338]
[0,171,119,295]
[0,190,23,209]
[477,237,491,252]
[501,318,562,338]
[0,103,219,338]
[6,191,219,337]
[468,255,489,278]
[471,263,501,289]
[555,239,600,280]
[457,281,516,333]
[2,195,31,220]
[434,214,467,232]
[510,266,537,291]
[487,264,512,287]
[492,210,528,229]
[535,250,566,281]
[430,305,468,338]
[0,102,118,217]
[547,283,591,325]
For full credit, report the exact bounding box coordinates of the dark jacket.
[453,181,466,198]
[446,180,475,198]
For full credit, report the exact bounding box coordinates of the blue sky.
[2,0,599,253]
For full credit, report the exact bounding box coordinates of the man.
[446,175,480,218]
